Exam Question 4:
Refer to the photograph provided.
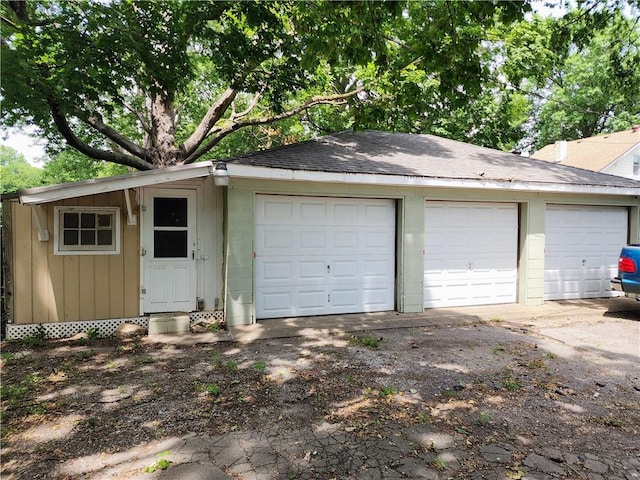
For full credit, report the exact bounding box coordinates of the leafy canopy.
[1,0,530,170]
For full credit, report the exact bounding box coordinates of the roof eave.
[227,164,640,197]
[18,161,215,205]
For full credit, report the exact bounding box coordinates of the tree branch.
[183,87,364,164]
[180,87,237,157]
[48,100,154,170]
[83,111,150,159]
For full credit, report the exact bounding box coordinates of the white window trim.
[54,206,121,255]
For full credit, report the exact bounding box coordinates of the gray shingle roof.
[228,131,640,188]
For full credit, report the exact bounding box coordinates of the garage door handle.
[327,264,331,273]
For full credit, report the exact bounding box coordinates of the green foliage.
[225,359,238,372]
[205,383,220,396]
[253,361,266,373]
[86,327,100,340]
[379,386,397,397]
[23,324,47,347]
[348,335,381,349]
[143,451,172,473]
[42,150,127,185]
[0,145,43,193]
[1,1,531,170]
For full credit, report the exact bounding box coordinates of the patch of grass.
[30,403,47,415]
[492,345,506,355]
[506,467,526,479]
[590,416,624,428]
[82,417,99,428]
[0,384,29,403]
[346,373,355,384]
[207,384,221,396]
[210,349,221,365]
[207,323,222,333]
[1,352,14,362]
[417,412,431,424]
[253,361,266,373]
[348,335,381,349]
[441,388,461,399]
[379,386,397,397]
[143,451,172,473]
[526,358,546,370]
[490,316,503,323]
[545,352,558,360]
[433,457,447,470]
[138,356,156,364]
[502,376,522,391]
[86,327,101,340]
[478,412,491,424]
[225,359,238,371]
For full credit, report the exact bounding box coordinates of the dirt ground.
[1,305,639,479]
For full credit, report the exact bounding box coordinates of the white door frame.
[140,187,199,313]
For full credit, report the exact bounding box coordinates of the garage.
[424,201,519,308]
[544,205,628,300]
[255,195,396,319]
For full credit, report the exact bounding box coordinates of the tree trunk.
[150,92,180,167]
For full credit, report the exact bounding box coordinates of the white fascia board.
[19,162,215,205]
[227,164,640,197]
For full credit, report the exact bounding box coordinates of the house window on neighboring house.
[634,153,640,176]
[54,207,120,255]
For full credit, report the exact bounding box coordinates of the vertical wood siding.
[10,192,139,324]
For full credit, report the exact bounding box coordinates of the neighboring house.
[532,125,640,180]
[2,131,640,339]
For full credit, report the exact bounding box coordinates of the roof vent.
[633,125,639,133]
[554,140,567,163]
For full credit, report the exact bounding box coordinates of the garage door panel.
[258,261,293,283]
[299,261,327,282]
[331,260,358,279]
[424,202,518,308]
[544,205,627,300]
[300,201,328,220]
[256,195,395,319]
[333,231,359,249]
[298,289,328,313]
[330,288,358,308]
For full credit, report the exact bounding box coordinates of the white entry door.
[544,205,627,300]
[142,189,197,312]
[255,195,396,319]
[424,202,519,308]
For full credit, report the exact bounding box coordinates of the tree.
[494,3,640,151]
[1,1,531,170]
[533,13,640,148]
[0,145,43,193]
[42,150,128,185]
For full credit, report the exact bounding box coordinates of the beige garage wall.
[8,192,139,325]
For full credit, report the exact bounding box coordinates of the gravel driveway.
[1,298,639,480]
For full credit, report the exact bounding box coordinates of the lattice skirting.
[6,311,225,340]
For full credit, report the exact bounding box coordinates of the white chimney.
[554,140,567,163]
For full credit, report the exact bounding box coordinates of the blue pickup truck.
[611,244,640,297]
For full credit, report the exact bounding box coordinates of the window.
[54,207,120,255]
[633,154,640,176]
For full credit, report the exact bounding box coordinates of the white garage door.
[424,202,518,308]
[255,195,396,319]
[544,205,628,300]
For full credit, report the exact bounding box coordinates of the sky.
[1,127,47,166]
